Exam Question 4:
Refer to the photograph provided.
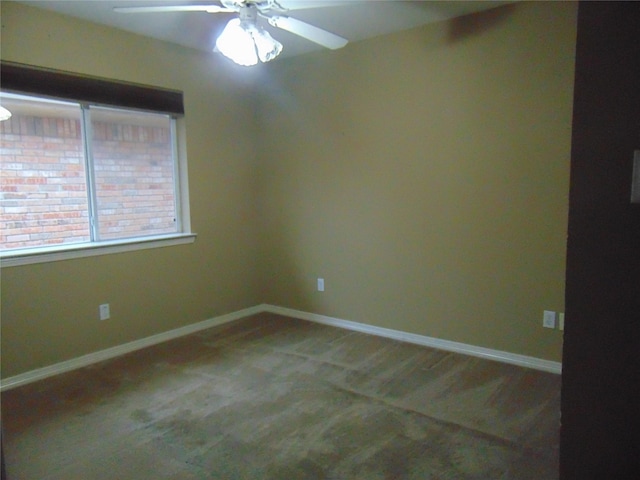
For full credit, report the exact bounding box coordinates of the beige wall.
[0,2,262,377]
[1,1,576,379]
[257,1,577,362]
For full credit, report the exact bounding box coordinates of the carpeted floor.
[1,313,560,479]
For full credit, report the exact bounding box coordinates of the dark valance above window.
[0,61,184,116]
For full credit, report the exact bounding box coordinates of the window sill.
[0,233,197,268]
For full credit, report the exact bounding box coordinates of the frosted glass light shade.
[215,18,282,66]
[0,105,11,121]
[252,28,282,63]
[216,18,259,66]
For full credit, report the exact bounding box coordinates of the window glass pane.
[90,107,177,241]
[0,94,90,250]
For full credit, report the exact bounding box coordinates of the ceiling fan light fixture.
[215,5,283,67]
[216,18,259,66]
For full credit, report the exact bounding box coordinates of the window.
[0,63,193,266]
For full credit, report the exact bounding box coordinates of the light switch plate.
[99,303,110,320]
[543,310,556,329]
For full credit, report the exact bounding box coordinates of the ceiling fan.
[114,0,349,66]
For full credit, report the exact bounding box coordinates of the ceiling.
[15,1,511,62]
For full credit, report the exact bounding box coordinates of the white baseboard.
[261,304,562,375]
[1,303,561,391]
[0,305,263,391]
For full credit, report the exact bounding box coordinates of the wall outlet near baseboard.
[543,310,556,329]
[317,278,325,292]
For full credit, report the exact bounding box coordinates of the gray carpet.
[2,313,560,479]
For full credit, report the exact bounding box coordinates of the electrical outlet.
[558,312,565,331]
[317,278,324,292]
[99,303,110,320]
[543,310,556,329]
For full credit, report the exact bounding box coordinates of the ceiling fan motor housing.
[239,4,259,26]
[221,1,280,14]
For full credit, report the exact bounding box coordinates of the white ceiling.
[15,0,511,61]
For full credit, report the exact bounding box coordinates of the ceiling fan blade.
[276,1,361,11]
[114,5,234,14]
[268,15,347,49]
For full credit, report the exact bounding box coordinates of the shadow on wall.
[447,4,517,44]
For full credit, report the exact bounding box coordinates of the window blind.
[1,61,184,116]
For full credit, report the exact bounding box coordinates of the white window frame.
[0,93,195,268]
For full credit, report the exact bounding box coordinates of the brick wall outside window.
[0,113,176,250]
[92,118,176,240]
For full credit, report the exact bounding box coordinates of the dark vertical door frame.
[560,2,640,479]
